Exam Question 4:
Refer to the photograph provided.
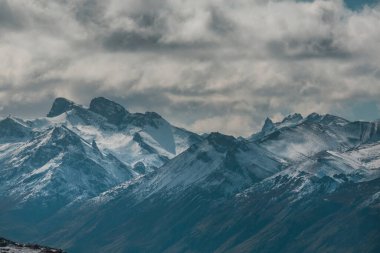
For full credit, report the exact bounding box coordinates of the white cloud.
[0,0,379,135]
[190,114,256,137]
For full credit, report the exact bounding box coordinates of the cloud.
[0,0,24,30]
[0,0,379,136]
[191,114,256,137]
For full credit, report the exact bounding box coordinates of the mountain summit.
[89,97,128,124]
[47,97,76,117]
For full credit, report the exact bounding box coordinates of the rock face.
[0,237,65,253]
[0,117,31,141]
[0,99,379,253]
[89,97,128,124]
[47,97,75,118]
[261,117,275,133]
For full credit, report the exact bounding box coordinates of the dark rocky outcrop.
[0,237,65,252]
[89,97,128,125]
[47,98,76,118]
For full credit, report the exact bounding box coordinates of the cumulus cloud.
[0,0,379,136]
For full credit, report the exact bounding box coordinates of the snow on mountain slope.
[26,97,202,170]
[347,142,380,170]
[94,124,380,206]
[93,132,286,204]
[145,133,284,193]
[40,138,380,253]
[0,237,64,253]
[241,141,380,204]
[0,125,135,205]
[0,96,202,218]
[252,113,380,162]
[0,117,33,143]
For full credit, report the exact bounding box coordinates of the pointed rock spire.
[262,117,275,132]
[92,139,103,158]
[47,97,75,117]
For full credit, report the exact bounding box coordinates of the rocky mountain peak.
[47,97,76,118]
[281,113,303,124]
[206,132,237,152]
[89,97,128,124]
[262,117,275,132]
[305,112,323,122]
[0,116,31,139]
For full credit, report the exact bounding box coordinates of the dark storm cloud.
[73,0,107,26]
[102,29,214,52]
[345,63,380,78]
[0,0,379,136]
[267,37,351,60]
[0,0,23,30]
[208,8,236,36]
[103,30,161,51]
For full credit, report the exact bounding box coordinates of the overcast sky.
[0,0,379,136]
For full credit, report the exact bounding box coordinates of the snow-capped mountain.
[252,113,380,162]
[29,97,202,171]
[0,97,202,221]
[92,132,286,204]
[0,100,379,253]
[34,126,380,253]
[0,125,134,207]
[38,97,201,170]
[0,117,32,143]
[48,127,379,253]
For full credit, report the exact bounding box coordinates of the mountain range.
[0,97,379,253]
